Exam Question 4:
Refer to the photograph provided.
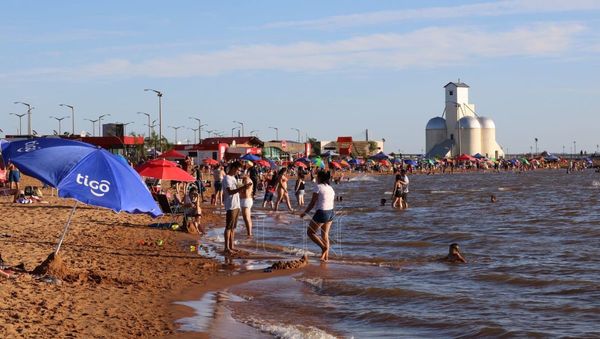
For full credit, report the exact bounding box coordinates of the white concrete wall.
[426,129,447,154]
[460,127,481,155]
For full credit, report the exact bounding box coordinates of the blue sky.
[1,0,599,155]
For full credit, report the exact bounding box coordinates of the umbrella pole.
[54,201,79,255]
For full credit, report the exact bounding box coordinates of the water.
[186,170,600,337]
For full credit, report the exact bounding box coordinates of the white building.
[425,81,504,159]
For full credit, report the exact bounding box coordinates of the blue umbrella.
[370,152,390,160]
[1,138,162,254]
[404,159,418,166]
[267,159,278,169]
[240,153,260,161]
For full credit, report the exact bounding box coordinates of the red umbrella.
[158,149,186,159]
[294,161,307,168]
[456,154,475,161]
[256,159,270,167]
[329,161,342,169]
[202,158,219,166]
[136,159,196,182]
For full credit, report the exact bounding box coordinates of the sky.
[1,0,599,155]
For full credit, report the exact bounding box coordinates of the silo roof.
[426,117,447,130]
[444,82,469,88]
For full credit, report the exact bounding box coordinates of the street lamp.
[137,112,152,138]
[189,117,207,144]
[50,116,70,135]
[14,101,34,136]
[233,120,244,136]
[85,118,99,136]
[291,128,300,142]
[268,126,279,140]
[144,88,163,152]
[169,125,184,144]
[98,114,110,136]
[534,138,538,155]
[189,127,199,144]
[120,121,134,135]
[9,113,26,135]
[59,104,75,135]
[249,129,259,137]
[231,127,239,137]
[573,140,576,158]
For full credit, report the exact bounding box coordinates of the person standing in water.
[222,162,251,254]
[442,243,467,263]
[239,169,254,237]
[274,167,294,212]
[294,173,306,207]
[398,169,409,209]
[301,171,335,261]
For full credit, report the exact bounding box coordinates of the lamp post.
[189,117,207,144]
[562,145,565,156]
[98,114,110,136]
[534,138,538,155]
[268,126,279,140]
[14,101,34,136]
[50,116,69,135]
[137,112,151,138]
[291,128,300,142]
[170,125,184,144]
[189,128,199,144]
[121,121,134,135]
[233,120,244,136]
[231,127,239,137]
[144,88,163,152]
[59,104,75,135]
[573,141,576,158]
[10,113,26,135]
[85,118,99,136]
[249,129,259,137]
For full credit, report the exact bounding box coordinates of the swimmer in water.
[490,194,497,203]
[380,198,386,206]
[443,243,467,263]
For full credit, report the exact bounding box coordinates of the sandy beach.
[0,174,280,338]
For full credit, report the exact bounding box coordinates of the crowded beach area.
[1,137,599,337]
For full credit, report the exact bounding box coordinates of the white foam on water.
[349,175,377,182]
[430,190,454,194]
[174,291,247,332]
[242,317,337,339]
[282,246,315,256]
[592,180,600,188]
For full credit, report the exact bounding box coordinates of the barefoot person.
[222,162,251,254]
[239,169,254,237]
[274,167,294,212]
[300,171,335,261]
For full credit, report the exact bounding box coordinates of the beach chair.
[155,193,187,228]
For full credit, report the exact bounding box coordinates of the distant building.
[318,138,384,157]
[426,81,504,159]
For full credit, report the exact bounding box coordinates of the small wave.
[242,317,337,339]
[592,180,600,188]
[475,273,562,288]
[349,175,378,182]
[296,276,324,289]
[430,190,455,194]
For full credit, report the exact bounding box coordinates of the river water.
[179,169,600,338]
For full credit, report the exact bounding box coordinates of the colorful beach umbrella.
[1,138,162,254]
[294,161,307,168]
[202,158,219,166]
[330,161,342,169]
[157,149,186,159]
[240,153,261,161]
[370,152,390,160]
[136,159,196,182]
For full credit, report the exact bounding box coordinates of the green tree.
[308,137,321,156]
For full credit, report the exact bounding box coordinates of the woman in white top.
[300,171,335,261]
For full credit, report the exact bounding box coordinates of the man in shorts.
[222,161,251,254]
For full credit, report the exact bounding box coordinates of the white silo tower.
[458,116,481,155]
[426,117,447,154]
[478,117,495,157]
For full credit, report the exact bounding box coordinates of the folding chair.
[155,193,185,226]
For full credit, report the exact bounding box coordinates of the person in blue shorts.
[300,171,335,261]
